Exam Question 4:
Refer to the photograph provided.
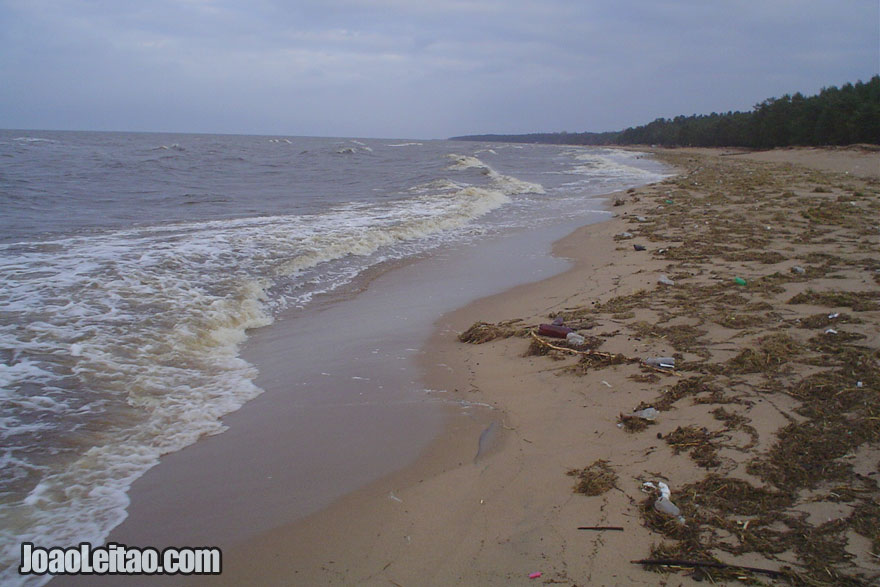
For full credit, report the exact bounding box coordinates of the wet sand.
[205,146,880,586]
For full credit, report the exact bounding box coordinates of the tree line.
[452,76,880,148]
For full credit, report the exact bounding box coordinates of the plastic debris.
[529,572,542,579]
[825,328,838,335]
[632,407,658,421]
[644,357,675,369]
[791,266,806,274]
[618,231,634,239]
[734,277,747,286]
[643,481,684,522]
[658,275,675,286]
[539,323,573,338]
[633,244,646,251]
[566,332,586,346]
[635,216,648,222]
[828,312,840,319]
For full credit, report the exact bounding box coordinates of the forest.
[452,76,880,148]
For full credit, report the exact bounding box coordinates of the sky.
[0,0,878,139]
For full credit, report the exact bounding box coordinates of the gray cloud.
[1,0,877,138]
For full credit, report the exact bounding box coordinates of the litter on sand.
[644,357,675,369]
[643,481,685,523]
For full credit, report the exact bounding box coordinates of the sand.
[196,146,879,586]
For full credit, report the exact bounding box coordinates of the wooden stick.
[632,558,789,579]
[577,526,624,531]
[528,330,620,357]
[528,331,678,375]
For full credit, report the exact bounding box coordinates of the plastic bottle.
[632,407,658,421]
[644,357,675,369]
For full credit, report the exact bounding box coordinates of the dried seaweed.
[458,320,529,343]
[664,426,723,468]
[567,459,618,496]
[789,290,880,312]
[722,332,802,374]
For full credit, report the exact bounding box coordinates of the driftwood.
[528,330,622,359]
[632,558,789,579]
[528,331,677,375]
[577,526,624,531]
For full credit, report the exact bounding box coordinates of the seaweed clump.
[721,332,802,374]
[789,290,880,312]
[567,459,618,496]
[458,320,529,344]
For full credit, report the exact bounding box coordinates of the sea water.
[0,130,668,583]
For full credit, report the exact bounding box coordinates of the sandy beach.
[198,146,879,586]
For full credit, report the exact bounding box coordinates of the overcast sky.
[1,0,877,139]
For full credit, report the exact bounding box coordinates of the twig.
[632,558,789,579]
[578,526,624,531]
[528,330,619,357]
[528,331,678,375]
[529,330,678,377]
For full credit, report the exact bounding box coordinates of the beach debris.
[578,526,624,531]
[538,323,573,338]
[528,331,636,366]
[658,274,675,286]
[614,198,625,206]
[459,320,528,343]
[791,265,806,274]
[828,312,840,319]
[619,406,659,431]
[636,216,648,222]
[633,244,646,251]
[632,407,659,421]
[734,277,748,286]
[643,481,684,522]
[825,328,838,335]
[528,572,542,579]
[566,332,586,346]
[632,559,789,580]
[601,380,613,388]
[617,231,634,239]
[568,460,618,495]
[388,491,403,503]
[643,357,675,369]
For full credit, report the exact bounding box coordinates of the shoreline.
[205,146,880,585]
[60,161,621,585]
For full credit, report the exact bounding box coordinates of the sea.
[0,130,668,583]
